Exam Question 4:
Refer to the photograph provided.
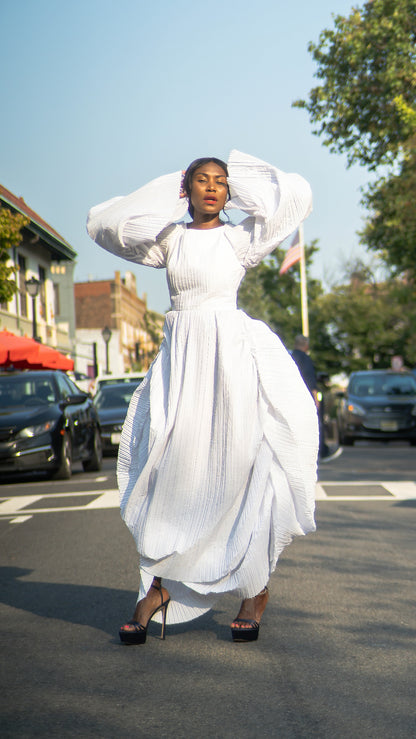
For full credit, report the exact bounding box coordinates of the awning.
[0,330,74,371]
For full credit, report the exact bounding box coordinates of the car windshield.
[94,385,137,410]
[349,374,416,397]
[0,375,57,407]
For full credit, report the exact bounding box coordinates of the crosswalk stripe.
[0,483,415,522]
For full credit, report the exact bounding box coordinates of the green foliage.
[239,249,416,376]
[238,242,322,347]
[0,208,29,303]
[360,146,416,275]
[317,268,416,372]
[293,0,416,170]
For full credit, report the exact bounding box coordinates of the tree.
[0,207,29,303]
[293,0,416,170]
[237,240,339,372]
[294,0,416,279]
[317,266,416,373]
[360,146,416,275]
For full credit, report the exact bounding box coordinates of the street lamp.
[101,326,112,374]
[25,276,41,341]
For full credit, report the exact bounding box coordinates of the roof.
[0,184,77,262]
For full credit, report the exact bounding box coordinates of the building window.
[39,266,46,320]
[53,283,60,317]
[18,254,27,317]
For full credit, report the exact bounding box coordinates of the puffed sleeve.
[86,171,188,268]
[224,149,312,269]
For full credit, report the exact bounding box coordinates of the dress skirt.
[117,304,318,624]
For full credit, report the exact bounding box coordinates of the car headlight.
[17,420,56,438]
[345,402,366,417]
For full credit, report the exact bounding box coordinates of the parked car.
[0,370,102,478]
[93,381,139,454]
[66,370,92,394]
[90,372,146,395]
[337,370,416,445]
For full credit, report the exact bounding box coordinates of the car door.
[55,372,90,460]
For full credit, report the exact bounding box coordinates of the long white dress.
[87,150,319,624]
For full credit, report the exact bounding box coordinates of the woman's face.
[189,161,228,217]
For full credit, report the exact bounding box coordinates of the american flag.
[279,229,302,275]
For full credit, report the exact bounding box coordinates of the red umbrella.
[0,330,74,371]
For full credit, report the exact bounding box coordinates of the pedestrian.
[291,335,320,409]
[291,335,339,461]
[87,149,319,644]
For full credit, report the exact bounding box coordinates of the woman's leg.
[122,576,170,631]
[230,586,269,631]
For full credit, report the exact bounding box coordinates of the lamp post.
[101,326,112,374]
[25,276,41,341]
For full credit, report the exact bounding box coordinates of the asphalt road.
[1,445,415,738]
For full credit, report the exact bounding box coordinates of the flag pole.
[298,224,309,338]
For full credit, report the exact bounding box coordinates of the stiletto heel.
[119,580,170,645]
[159,601,169,641]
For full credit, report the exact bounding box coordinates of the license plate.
[380,420,398,431]
[111,433,121,444]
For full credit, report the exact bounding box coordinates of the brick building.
[74,271,163,375]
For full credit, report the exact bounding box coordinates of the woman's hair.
[182,157,229,218]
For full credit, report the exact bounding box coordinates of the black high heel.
[119,581,170,645]
[230,586,268,643]
[231,617,260,642]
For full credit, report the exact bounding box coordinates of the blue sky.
[1,0,370,313]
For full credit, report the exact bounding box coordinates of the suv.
[0,370,102,478]
[337,370,416,445]
[91,372,146,395]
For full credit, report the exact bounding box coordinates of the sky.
[0,0,371,314]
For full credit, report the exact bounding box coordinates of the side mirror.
[61,393,89,406]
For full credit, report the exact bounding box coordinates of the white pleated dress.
[87,150,319,624]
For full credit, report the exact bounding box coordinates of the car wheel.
[82,428,103,472]
[54,433,72,479]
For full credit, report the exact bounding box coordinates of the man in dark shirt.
[291,335,319,408]
[291,335,341,462]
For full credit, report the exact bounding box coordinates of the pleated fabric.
[87,150,319,624]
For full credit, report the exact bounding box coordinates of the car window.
[0,375,56,405]
[94,386,136,409]
[350,374,416,397]
[350,377,378,396]
[0,379,27,407]
[56,372,79,398]
[382,377,416,395]
[34,380,56,403]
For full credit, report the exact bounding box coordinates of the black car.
[337,370,416,445]
[93,381,139,454]
[0,370,102,478]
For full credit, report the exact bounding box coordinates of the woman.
[87,149,319,644]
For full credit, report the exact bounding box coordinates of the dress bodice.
[166,226,245,312]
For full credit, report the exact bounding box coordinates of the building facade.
[0,184,77,354]
[74,271,164,376]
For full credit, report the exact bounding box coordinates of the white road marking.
[315,484,328,499]
[372,481,416,499]
[85,490,119,509]
[1,482,415,524]
[0,495,43,515]
[10,515,34,524]
[318,481,416,501]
